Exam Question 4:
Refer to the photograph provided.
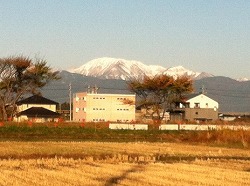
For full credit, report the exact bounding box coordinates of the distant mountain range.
[68,57,214,80]
[43,71,250,113]
[40,57,250,113]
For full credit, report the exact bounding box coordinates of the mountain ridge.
[68,57,214,80]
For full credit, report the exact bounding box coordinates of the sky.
[0,0,250,79]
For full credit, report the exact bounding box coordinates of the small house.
[15,95,60,122]
[171,93,219,122]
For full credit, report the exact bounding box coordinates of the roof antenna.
[200,85,207,94]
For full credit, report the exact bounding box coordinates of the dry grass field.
[0,142,249,185]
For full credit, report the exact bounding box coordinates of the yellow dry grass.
[0,142,249,185]
[0,159,249,186]
[0,141,249,157]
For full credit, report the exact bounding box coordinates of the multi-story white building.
[73,92,135,122]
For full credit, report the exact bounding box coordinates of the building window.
[195,112,198,115]
[194,103,200,108]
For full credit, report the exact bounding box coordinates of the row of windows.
[117,108,129,111]
[75,108,86,112]
[93,97,129,100]
[194,103,209,108]
[93,97,106,99]
[76,108,131,112]
[93,119,105,122]
[117,98,127,100]
[75,97,86,101]
[76,97,131,101]
[93,108,105,110]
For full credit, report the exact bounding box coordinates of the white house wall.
[187,94,218,110]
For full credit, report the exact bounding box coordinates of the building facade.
[73,92,135,122]
[172,93,219,122]
[15,95,60,122]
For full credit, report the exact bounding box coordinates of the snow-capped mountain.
[236,77,249,82]
[68,57,213,80]
[69,57,165,80]
[163,66,200,79]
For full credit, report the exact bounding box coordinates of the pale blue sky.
[1,0,250,78]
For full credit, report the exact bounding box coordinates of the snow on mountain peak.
[236,77,249,82]
[69,57,165,80]
[68,57,211,80]
[163,65,201,78]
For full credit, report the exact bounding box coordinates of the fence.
[109,123,250,131]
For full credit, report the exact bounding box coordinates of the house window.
[195,112,198,115]
[194,103,200,108]
[185,103,190,108]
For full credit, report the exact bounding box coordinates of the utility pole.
[69,83,72,121]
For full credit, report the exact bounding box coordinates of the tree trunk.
[1,105,7,121]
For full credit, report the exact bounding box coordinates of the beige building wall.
[185,108,218,121]
[73,92,135,122]
[17,104,56,112]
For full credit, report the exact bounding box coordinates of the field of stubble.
[0,142,249,185]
